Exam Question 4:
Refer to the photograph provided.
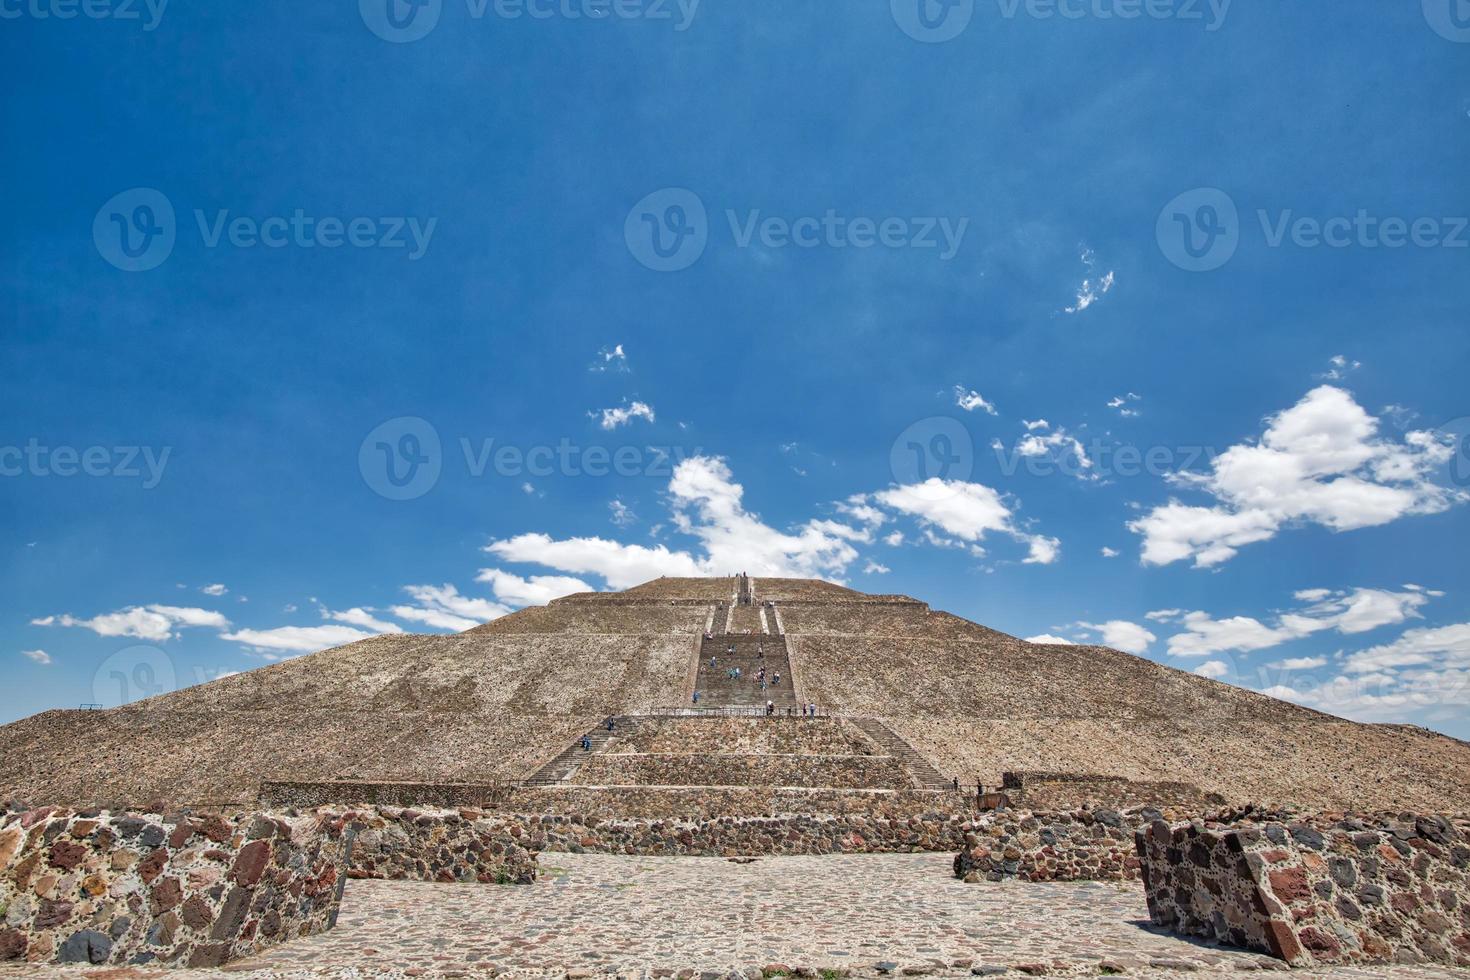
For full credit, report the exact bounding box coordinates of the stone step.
[851,718,952,790]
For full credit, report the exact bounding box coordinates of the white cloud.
[1106,393,1142,418]
[862,560,890,575]
[200,583,228,596]
[836,497,887,527]
[32,605,231,642]
[1025,634,1075,645]
[1065,270,1115,314]
[1023,535,1062,565]
[1131,386,1464,567]
[487,533,703,590]
[486,457,868,588]
[1342,623,1470,676]
[609,498,637,528]
[1269,656,1328,670]
[22,649,52,665]
[593,400,655,430]
[484,457,1057,592]
[590,343,629,373]
[1318,354,1361,381]
[475,569,593,606]
[221,624,375,656]
[1000,422,1095,481]
[391,584,510,632]
[1166,586,1431,657]
[1076,620,1156,654]
[953,385,998,415]
[872,479,1058,564]
[1168,612,1299,658]
[1064,247,1115,314]
[1145,608,1183,622]
[324,607,404,634]
[1258,636,1470,725]
[1100,546,1120,558]
[1194,660,1229,679]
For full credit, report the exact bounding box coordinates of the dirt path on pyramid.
[28,853,1447,980]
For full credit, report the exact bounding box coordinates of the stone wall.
[335,807,537,884]
[526,811,970,856]
[262,780,977,820]
[1002,771,1224,810]
[609,717,879,755]
[953,808,1151,883]
[566,753,912,789]
[1136,812,1470,968]
[0,806,348,967]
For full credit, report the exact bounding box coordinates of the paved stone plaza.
[8,852,1461,979]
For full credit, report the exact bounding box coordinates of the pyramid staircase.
[852,718,951,789]
[523,716,637,787]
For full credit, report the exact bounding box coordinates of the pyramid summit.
[2,573,1466,812]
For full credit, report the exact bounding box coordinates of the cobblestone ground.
[5,854,1465,979]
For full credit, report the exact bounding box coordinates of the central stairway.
[694,633,798,712]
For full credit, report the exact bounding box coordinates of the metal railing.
[642,705,830,719]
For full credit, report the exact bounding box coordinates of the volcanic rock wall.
[340,807,537,884]
[954,808,1149,883]
[1136,813,1470,967]
[0,807,348,967]
[566,753,913,789]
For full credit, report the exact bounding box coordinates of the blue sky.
[3,0,1468,737]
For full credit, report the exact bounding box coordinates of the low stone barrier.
[1001,771,1223,811]
[0,806,349,967]
[953,808,1151,882]
[335,807,536,884]
[567,753,912,789]
[528,811,971,856]
[262,780,976,820]
[1136,812,1470,968]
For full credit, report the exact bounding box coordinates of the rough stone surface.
[953,809,1146,882]
[3,577,1469,811]
[4,853,1460,980]
[0,807,349,966]
[1137,809,1470,968]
